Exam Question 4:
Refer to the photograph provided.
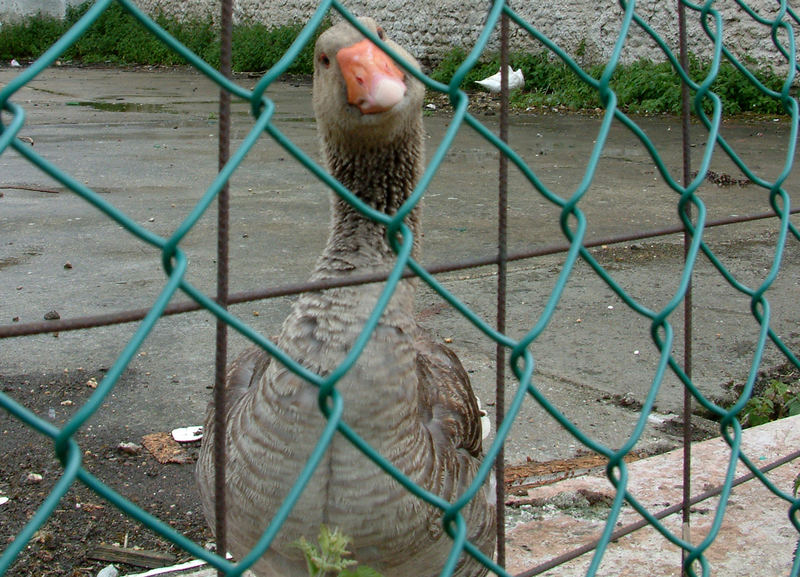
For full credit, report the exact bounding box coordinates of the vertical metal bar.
[677,1,693,574]
[495,4,510,569]
[214,0,233,573]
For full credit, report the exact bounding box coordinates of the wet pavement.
[1,65,799,466]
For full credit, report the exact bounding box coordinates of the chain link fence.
[1,1,799,576]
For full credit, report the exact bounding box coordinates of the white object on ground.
[475,66,524,92]
[171,426,203,442]
[96,564,119,577]
[124,553,233,577]
[477,397,491,440]
[124,559,206,577]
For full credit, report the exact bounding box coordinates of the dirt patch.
[588,242,686,267]
[0,368,210,577]
[738,361,800,399]
[423,89,605,118]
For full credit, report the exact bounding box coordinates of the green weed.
[0,12,65,58]
[430,47,794,116]
[231,20,325,73]
[0,2,325,72]
[293,525,384,577]
[737,378,800,428]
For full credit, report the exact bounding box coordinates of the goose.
[474,66,525,93]
[197,17,496,577]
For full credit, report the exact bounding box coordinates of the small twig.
[1,184,61,194]
[87,544,175,569]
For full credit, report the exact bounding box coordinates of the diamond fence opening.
[1,1,799,576]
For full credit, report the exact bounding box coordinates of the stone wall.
[3,0,794,68]
[133,0,794,67]
[0,0,83,21]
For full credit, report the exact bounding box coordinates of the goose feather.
[474,66,525,93]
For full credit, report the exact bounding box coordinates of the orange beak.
[336,38,407,114]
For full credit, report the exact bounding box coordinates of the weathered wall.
[133,0,795,67]
[0,0,83,21]
[3,0,795,68]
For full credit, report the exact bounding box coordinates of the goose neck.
[316,126,424,276]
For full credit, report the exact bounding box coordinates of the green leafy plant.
[293,525,384,577]
[231,19,328,73]
[429,46,793,115]
[738,379,800,428]
[0,12,65,58]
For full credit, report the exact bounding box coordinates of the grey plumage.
[197,17,496,577]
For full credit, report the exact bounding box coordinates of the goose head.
[313,18,425,147]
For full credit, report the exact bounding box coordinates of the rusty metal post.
[678,0,693,574]
[495,3,510,569]
[214,0,233,572]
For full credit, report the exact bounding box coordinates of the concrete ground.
[504,414,800,577]
[124,415,800,577]
[1,67,799,575]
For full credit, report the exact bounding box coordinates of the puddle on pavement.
[66,100,171,113]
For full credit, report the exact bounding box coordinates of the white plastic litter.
[96,564,119,577]
[124,559,205,577]
[171,426,203,443]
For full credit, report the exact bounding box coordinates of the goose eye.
[319,53,330,68]
[377,27,386,40]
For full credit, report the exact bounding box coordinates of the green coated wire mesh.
[1,1,800,576]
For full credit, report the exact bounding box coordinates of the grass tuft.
[0,2,326,72]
